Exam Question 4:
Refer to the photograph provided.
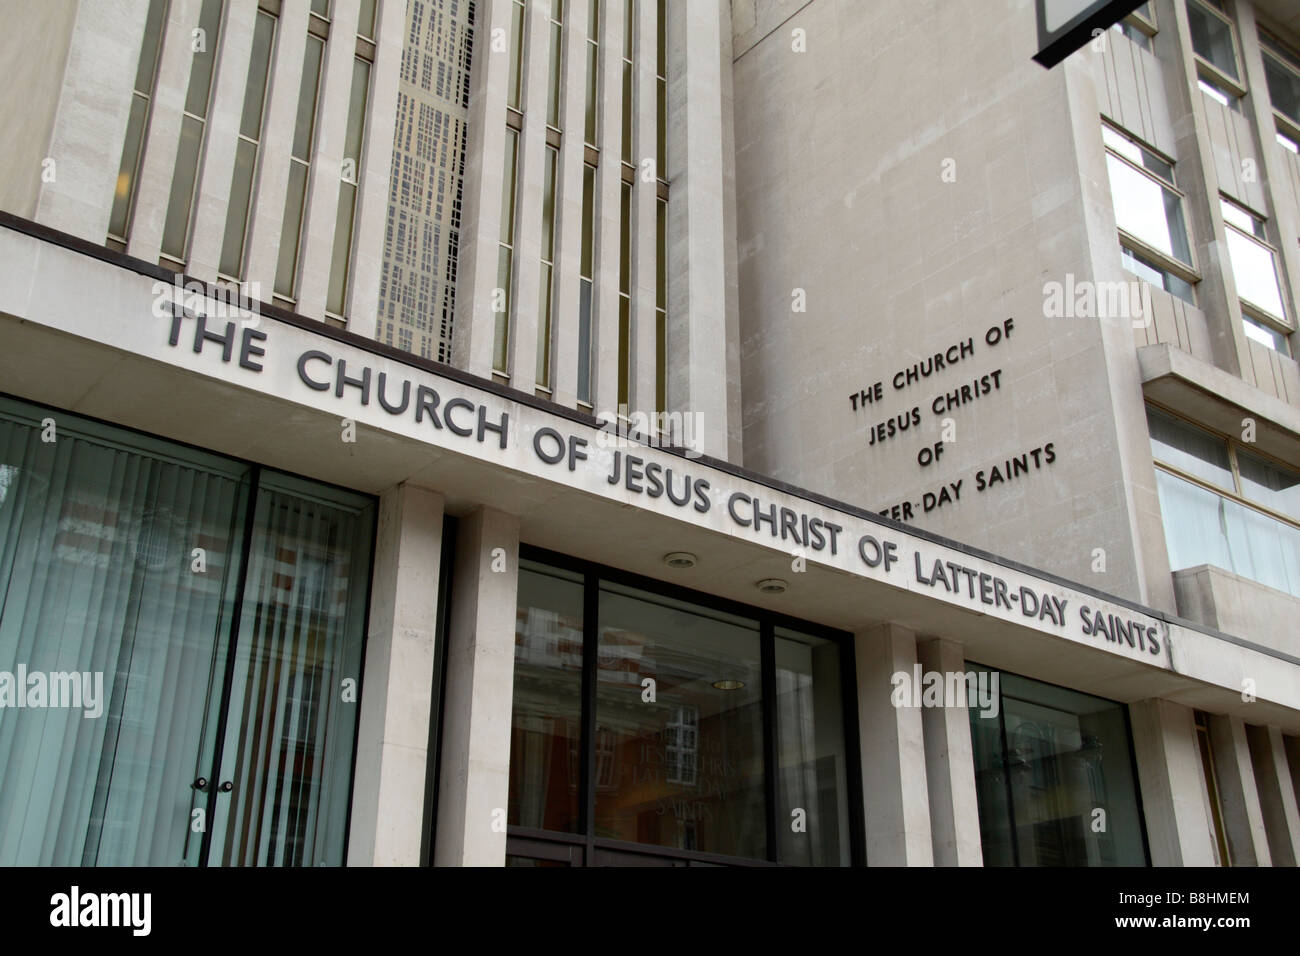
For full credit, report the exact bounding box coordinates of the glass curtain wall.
[507,553,858,866]
[968,669,1147,866]
[0,399,373,866]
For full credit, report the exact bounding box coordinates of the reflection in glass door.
[204,475,372,866]
[0,400,374,866]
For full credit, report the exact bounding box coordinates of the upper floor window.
[1112,2,1156,51]
[1220,198,1289,344]
[1102,123,1196,303]
[1262,32,1300,149]
[1148,405,1300,598]
[1186,0,1245,109]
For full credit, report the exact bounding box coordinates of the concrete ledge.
[1138,343,1300,464]
[1173,564,1300,658]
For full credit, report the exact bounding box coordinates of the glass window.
[1237,451,1300,520]
[1120,245,1195,304]
[968,670,1147,866]
[595,582,765,858]
[618,181,631,410]
[1103,127,1191,266]
[1262,35,1300,128]
[326,57,372,317]
[1220,199,1287,321]
[507,0,526,111]
[220,9,276,278]
[0,398,373,866]
[506,555,857,865]
[585,0,599,145]
[578,163,595,404]
[1155,469,1300,596]
[509,562,585,833]
[1147,406,1234,490]
[1242,313,1290,355]
[275,33,325,299]
[109,0,169,242]
[1186,0,1239,82]
[494,128,520,373]
[161,0,223,261]
[546,1,564,128]
[774,628,850,866]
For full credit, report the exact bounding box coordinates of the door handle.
[218,780,234,793]
[191,777,209,792]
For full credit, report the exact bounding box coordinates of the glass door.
[0,400,375,867]
[0,409,249,865]
[203,474,373,866]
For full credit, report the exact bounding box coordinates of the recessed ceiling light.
[664,551,697,569]
[756,578,788,594]
[711,679,745,691]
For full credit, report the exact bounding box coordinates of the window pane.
[1120,245,1195,304]
[1242,315,1289,354]
[969,671,1147,866]
[135,0,168,93]
[208,475,373,866]
[577,278,592,403]
[185,0,223,117]
[161,114,204,259]
[1265,52,1300,125]
[358,0,377,38]
[536,261,553,386]
[219,138,257,277]
[275,162,308,297]
[508,1,525,111]
[585,41,598,144]
[547,21,562,127]
[326,181,357,314]
[1106,154,1190,264]
[580,164,595,277]
[293,37,325,161]
[1147,406,1233,489]
[241,12,275,140]
[1238,451,1300,520]
[594,582,766,859]
[1187,0,1239,81]
[1155,469,1300,596]
[494,245,512,373]
[1224,227,1286,318]
[774,629,850,866]
[108,95,148,239]
[509,562,585,833]
[0,408,247,865]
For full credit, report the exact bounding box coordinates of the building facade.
[0,0,1297,867]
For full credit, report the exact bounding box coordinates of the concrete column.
[341,0,404,339]
[1246,724,1300,866]
[505,0,553,392]
[36,0,150,242]
[855,623,932,866]
[451,0,514,377]
[630,0,659,423]
[347,484,445,866]
[592,0,626,417]
[916,638,983,866]
[186,0,255,282]
[549,0,591,407]
[434,506,521,866]
[243,0,307,290]
[664,0,732,461]
[1130,698,1217,865]
[296,0,361,320]
[1207,714,1271,866]
[126,0,201,265]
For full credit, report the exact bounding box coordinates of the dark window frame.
[507,543,867,867]
[965,661,1152,867]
